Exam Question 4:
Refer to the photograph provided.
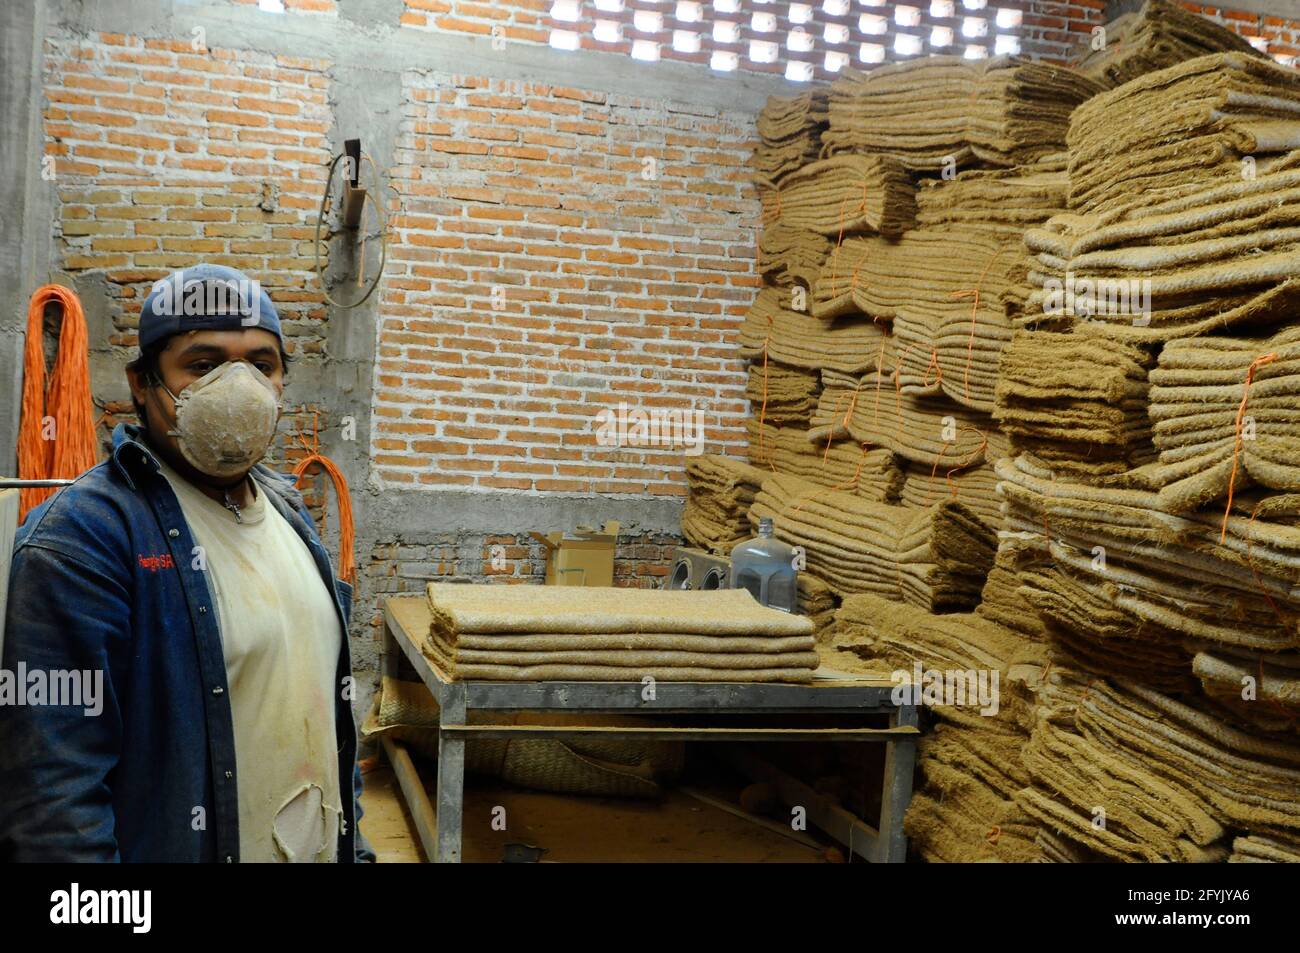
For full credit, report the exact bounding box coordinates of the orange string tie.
[1220,352,1278,544]
[291,412,357,586]
[986,826,1001,846]
[929,425,988,500]
[757,337,776,473]
[17,284,98,519]
[950,247,1007,402]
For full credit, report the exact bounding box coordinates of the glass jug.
[729,517,798,612]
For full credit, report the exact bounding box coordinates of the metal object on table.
[379,595,921,864]
[0,478,75,488]
[668,547,730,591]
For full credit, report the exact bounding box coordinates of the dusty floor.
[359,762,829,863]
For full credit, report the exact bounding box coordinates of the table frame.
[379,597,919,863]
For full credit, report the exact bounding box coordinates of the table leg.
[878,703,918,863]
[435,683,467,863]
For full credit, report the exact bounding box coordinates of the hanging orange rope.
[1220,352,1277,544]
[291,412,357,585]
[17,285,98,519]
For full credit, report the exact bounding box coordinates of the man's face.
[126,328,286,485]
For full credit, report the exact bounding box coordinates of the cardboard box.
[529,520,620,587]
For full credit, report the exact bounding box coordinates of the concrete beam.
[53,0,796,112]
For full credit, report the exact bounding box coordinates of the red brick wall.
[373,72,756,495]
[1180,4,1300,61]
[44,33,335,359]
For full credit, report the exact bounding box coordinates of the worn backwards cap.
[139,263,282,352]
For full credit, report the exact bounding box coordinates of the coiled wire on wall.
[313,151,387,309]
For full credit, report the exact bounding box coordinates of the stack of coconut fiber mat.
[739,286,885,375]
[798,573,839,642]
[996,453,1300,655]
[822,56,1101,172]
[812,369,1004,473]
[1146,325,1300,512]
[1066,53,1300,215]
[757,223,832,291]
[745,361,819,426]
[748,472,995,611]
[993,328,1156,480]
[1191,645,1300,735]
[1023,164,1300,343]
[1071,0,1262,91]
[422,584,819,683]
[747,418,903,502]
[1229,832,1300,863]
[826,593,1048,862]
[681,454,768,555]
[759,154,916,238]
[1016,669,1300,862]
[751,89,827,184]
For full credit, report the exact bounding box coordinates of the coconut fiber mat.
[1066,53,1300,215]
[812,368,1006,471]
[997,453,1300,653]
[682,454,768,555]
[746,418,903,503]
[423,584,818,683]
[739,286,886,375]
[1071,0,1261,92]
[758,222,832,291]
[993,328,1156,480]
[822,55,1101,172]
[751,89,828,185]
[758,153,916,239]
[748,471,995,611]
[1147,325,1300,512]
[827,592,1048,862]
[1017,668,1300,862]
[746,359,820,426]
[1023,165,1300,343]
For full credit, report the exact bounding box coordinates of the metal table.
[379,595,920,863]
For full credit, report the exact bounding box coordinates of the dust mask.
[160,361,281,478]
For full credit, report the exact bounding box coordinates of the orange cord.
[950,247,1007,401]
[17,285,98,519]
[1220,352,1277,544]
[291,412,357,585]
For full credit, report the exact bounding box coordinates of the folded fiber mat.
[812,368,1006,470]
[997,453,1300,653]
[423,583,818,682]
[1147,325,1300,512]
[993,328,1156,480]
[759,154,916,239]
[758,223,832,290]
[739,286,886,375]
[822,56,1102,172]
[748,472,995,611]
[682,454,768,555]
[751,89,828,184]
[1018,668,1300,862]
[746,418,903,503]
[746,359,820,426]
[1067,53,1300,215]
[1023,165,1300,342]
[1071,0,1262,91]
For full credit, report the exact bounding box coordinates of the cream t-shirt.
[159,459,344,863]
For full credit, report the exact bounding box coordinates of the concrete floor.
[359,762,831,863]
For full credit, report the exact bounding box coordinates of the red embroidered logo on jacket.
[137,553,175,572]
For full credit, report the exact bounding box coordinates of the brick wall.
[362,530,682,631]
[1180,4,1300,61]
[44,34,335,360]
[1020,0,1108,61]
[373,71,757,496]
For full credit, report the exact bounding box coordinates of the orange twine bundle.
[1220,352,1277,544]
[291,413,357,585]
[17,285,97,518]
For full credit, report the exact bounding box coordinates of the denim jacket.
[0,424,373,863]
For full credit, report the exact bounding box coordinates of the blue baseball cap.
[139,264,282,352]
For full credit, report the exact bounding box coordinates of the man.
[0,264,373,862]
